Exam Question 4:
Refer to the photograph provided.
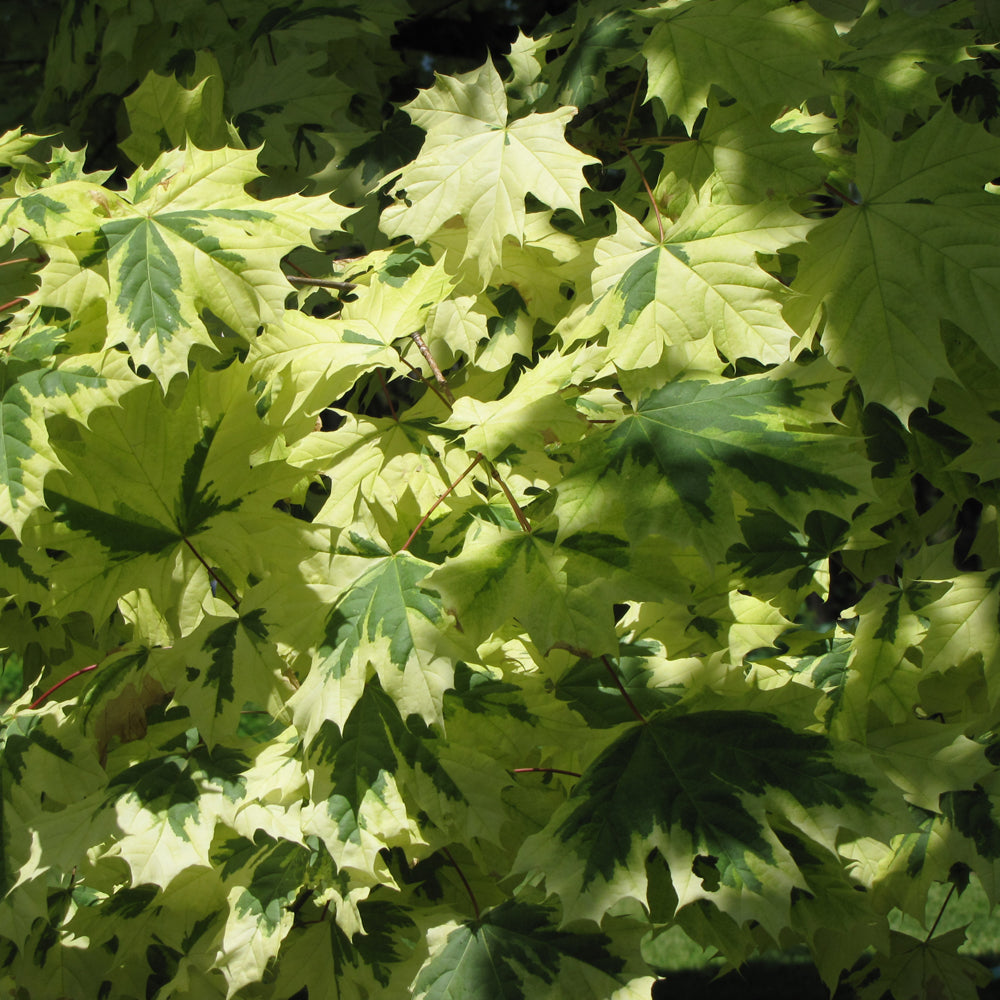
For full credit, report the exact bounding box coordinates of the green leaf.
[288,551,457,742]
[121,63,236,167]
[35,363,309,625]
[381,60,598,282]
[427,522,622,657]
[849,928,991,1000]
[555,365,870,557]
[642,0,841,129]
[653,97,829,210]
[517,708,874,932]
[562,202,810,370]
[0,347,141,534]
[79,144,346,384]
[411,901,653,1000]
[792,108,1000,417]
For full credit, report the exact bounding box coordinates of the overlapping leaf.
[0,341,141,535]
[288,550,457,742]
[792,109,1000,417]
[380,60,598,282]
[517,709,874,932]
[36,144,348,385]
[30,363,313,625]
[554,365,870,557]
[561,202,810,370]
[411,901,653,1000]
[642,0,842,128]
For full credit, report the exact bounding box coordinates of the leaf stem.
[0,297,29,313]
[400,452,482,552]
[442,846,480,922]
[601,654,646,724]
[29,663,98,710]
[823,180,860,206]
[620,143,664,243]
[182,537,240,608]
[511,767,582,778]
[926,883,956,941]
[488,463,531,533]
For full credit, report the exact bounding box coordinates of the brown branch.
[409,331,454,404]
[0,256,43,267]
[399,355,452,410]
[400,453,482,552]
[286,275,357,292]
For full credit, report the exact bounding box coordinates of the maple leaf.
[831,5,980,125]
[380,59,598,282]
[213,832,312,997]
[554,365,870,557]
[652,97,830,211]
[300,681,463,878]
[410,901,653,1000]
[642,0,842,129]
[32,363,312,626]
[562,202,810,370]
[0,342,141,535]
[4,2,1000,996]
[275,897,423,1000]
[40,144,347,386]
[516,709,874,934]
[849,928,991,1000]
[792,108,1000,417]
[829,584,926,742]
[120,64,235,167]
[427,522,625,657]
[249,310,398,438]
[288,550,457,742]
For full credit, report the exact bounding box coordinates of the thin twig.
[601,655,646,724]
[400,453,483,552]
[0,297,29,313]
[442,846,480,922]
[29,664,98,710]
[398,355,452,410]
[570,82,638,131]
[409,331,454,404]
[621,73,644,141]
[620,142,664,242]
[182,538,240,607]
[488,462,531,533]
[286,275,357,292]
[377,370,398,420]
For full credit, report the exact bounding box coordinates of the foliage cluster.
[1,0,999,997]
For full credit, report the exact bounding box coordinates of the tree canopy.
[1,1,999,998]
